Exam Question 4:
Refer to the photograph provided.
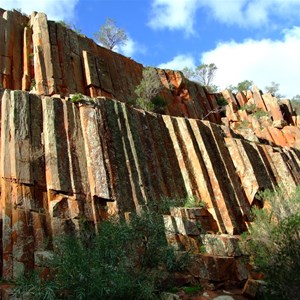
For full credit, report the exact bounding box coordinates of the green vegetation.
[70,93,93,104]
[239,103,269,119]
[182,63,218,92]
[241,186,300,299]
[265,81,285,98]
[182,285,203,294]
[228,80,253,93]
[13,206,192,299]
[134,67,166,112]
[239,103,256,112]
[252,108,269,119]
[94,18,128,50]
[70,93,84,103]
[184,196,207,208]
[291,95,300,115]
[58,21,83,36]
[216,95,227,107]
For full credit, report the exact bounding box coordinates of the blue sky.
[1,0,300,98]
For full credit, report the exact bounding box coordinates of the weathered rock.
[0,9,299,288]
[242,279,266,298]
[189,254,248,282]
[199,234,243,257]
[0,9,225,120]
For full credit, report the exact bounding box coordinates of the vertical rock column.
[31,13,55,95]
[0,90,48,279]
[0,10,28,90]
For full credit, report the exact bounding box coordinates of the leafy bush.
[13,207,191,299]
[70,93,84,103]
[239,103,256,112]
[216,96,227,107]
[184,196,206,208]
[135,67,166,112]
[241,186,300,299]
[252,108,269,119]
[13,271,57,300]
[151,95,167,112]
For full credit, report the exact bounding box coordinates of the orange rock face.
[0,90,299,280]
[0,9,299,285]
[0,10,224,122]
[221,88,300,149]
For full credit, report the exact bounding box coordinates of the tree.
[292,94,300,101]
[182,63,218,92]
[229,80,253,93]
[94,18,128,50]
[194,63,217,87]
[182,67,195,80]
[291,95,300,115]
[265,81,285,98]
[134,67,165,112]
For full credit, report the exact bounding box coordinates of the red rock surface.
[0,9,299,293]
[0,89,299,280]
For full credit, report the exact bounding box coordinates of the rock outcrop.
[1,89,299,280]
[0,9,222,122]
[0,9,299,286]
[221,87,300,149]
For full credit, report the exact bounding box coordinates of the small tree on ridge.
[94,18,128,50]
[182,63,218,92]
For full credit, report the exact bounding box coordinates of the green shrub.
[136,97,155,111]
[184,196,206,208]
[134,67,166,113]
[252,108,269,119]
[239,103,256,112]
[216,96,227,107]
[182,285,203,294]
[13,207,191,299]
[70,93,84,103]
[151,95,167,112]
[241,186,300,299]
[13,271,57,300]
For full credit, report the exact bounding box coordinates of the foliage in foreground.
[241,186,300,299]
[13,207,191,300]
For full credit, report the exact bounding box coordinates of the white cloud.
[0,0,79,21]
[206,0,300,27]
[201,26,300,98]
[148,0,199,34]
[115,37,146,58]
[148,0,300,32]
[158,54,196,70]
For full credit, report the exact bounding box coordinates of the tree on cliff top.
[182,63,218,92]
[94,18,128,50]
[265,81,285,99]
[228,80,253,93]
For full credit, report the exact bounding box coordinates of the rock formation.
[0,8,299,290]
